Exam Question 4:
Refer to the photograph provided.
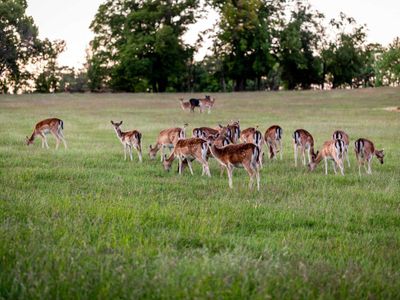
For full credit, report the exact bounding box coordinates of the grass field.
[1,88,400,299]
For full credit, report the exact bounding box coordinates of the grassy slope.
[0,88,399,299]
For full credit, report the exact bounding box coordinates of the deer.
[293,129,318,167]
[192,127,220,139]
[208,142,260,190]
[110,121,142,162]
[179,98,192,112]
[240,126,264,167]
[332,130,350,167]
[308,139,346,175]
[149,124,187,161]
[265,125,283,160]
[26,118,67,149]
[221,120,240,143]
[199,95,215,114]
[354,138,384,176]
[162,138,211,177]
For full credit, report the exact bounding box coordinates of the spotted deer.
[209,142,260,190]
[192,127,220,139]
[26,118,67,149]
[162,138,210,176]
[240,127,264,167]
[220,120,240,143]
[149,124,187,161]
[293,129,318,167]
[333,130,350,167]
[179,98,192,112]
[265,125,283,160]
[308,139,346,175]
[111,121,142,162]
[199,95,216,114]
[354,138,384,176]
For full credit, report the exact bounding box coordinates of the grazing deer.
[192,127,220,139]
[354,138,384,176]
[179,98,192,112]
[265,125,283,160]
[240,127,264,167]
[209,142,260,190]
[332,130,350,167]
[110,121,142,162]
[163,138,210,176]
[199,95,215,114]
[308,139,346,175]
[26,118,67,149]
[149,125,187,161]
[293,129,318,167]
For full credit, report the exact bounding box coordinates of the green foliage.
[1,89,400,298]
[88,0,199,92]
[375,38,400,86]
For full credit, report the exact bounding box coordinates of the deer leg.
[368,157,372,174]
[129,145,133,161]
[58,129,68,149]
[43,134,49,149]
[226,165,233,189]
[124,144,127,160]
[178,157,183,175]
[345,147,350,167]
[294,144,298,167]
[186,158,194,175]
[133,143,142,162]
[332,160,337,174]
[302,147,307,166]
[324,157,328,175]
[243,163,255,190]
[279,140,283,160]
[51,130,60,150]
[307,147,311,165]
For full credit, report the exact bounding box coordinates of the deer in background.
[199,95,216,114]
[265,125,283,160]
[179,98,192,112]
[209,142,260,190]
[332,130,350,167]
[162,138,211,177]
[354,138,384,176]
[149,124,187,161]
[111,121,142,162]
[308,139,346,175]
[293,129,318,167]
[26,118,67,149]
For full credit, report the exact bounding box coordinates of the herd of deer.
[26,115,385,191]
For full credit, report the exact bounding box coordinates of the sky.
[26,0,400,68]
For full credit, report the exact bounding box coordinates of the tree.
[88,0,199,92]
[375,37,400,86]
[278,2,324,90]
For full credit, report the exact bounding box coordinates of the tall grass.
[1,88,399,299]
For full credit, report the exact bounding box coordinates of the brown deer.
[308,139,346,175]
[293,129,318,167]
[354,138,384,176]
[265,125,283,160]
[149,124,187,161]
[179,98,192,112]
[240,126,264,167]
[199,95,216,114]
[209,142,260,190]
[111,121,142,162]
[192,127,220,139]
[162,138,210,176]
[332,130,350,167]
[26,118,67,149]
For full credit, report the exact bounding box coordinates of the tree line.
[1,0,400,94]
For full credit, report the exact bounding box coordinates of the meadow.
[0,87,399,299]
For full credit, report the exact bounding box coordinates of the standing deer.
[332,130,350,167]
[162,138,211,176]
[149,125,187,161]
[265,125,283,160]
[199,95,215,114]
[240,126,264,167]
[354,138,384,176]
[111,121,142,162]
[179,98,192,112]
[308,139,346,175]
[209,142,260,190]
[26,118,67,149]
[293,129,318,167]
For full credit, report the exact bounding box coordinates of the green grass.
[1,88,399,299]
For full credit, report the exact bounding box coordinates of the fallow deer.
[26,118,67,149]
[332,130,350,167]
[111,121,142,162]
[293,129,318,167]
[179,98,192,112]
[308,139,346,175]
[265,125,283,160]
[192,127,220,139]
[149,125,187,161]
[162,138,211,176]
[354,138,384,176]
[209,142,260,190]
[240,126,264,167]
[199,95,215,114]
[222,120,240,143]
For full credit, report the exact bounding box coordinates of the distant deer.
[179,98,192,112]
[199,95,216,114]
[26,118,67,149]
[110,121,142,162]
[354,138,384,176]
[149,124,187,161]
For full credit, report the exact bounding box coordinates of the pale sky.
[26,0,400,68]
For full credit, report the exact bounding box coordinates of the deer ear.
[120,121,123,125]
[218,124,223,128]
[110,120,114,124]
